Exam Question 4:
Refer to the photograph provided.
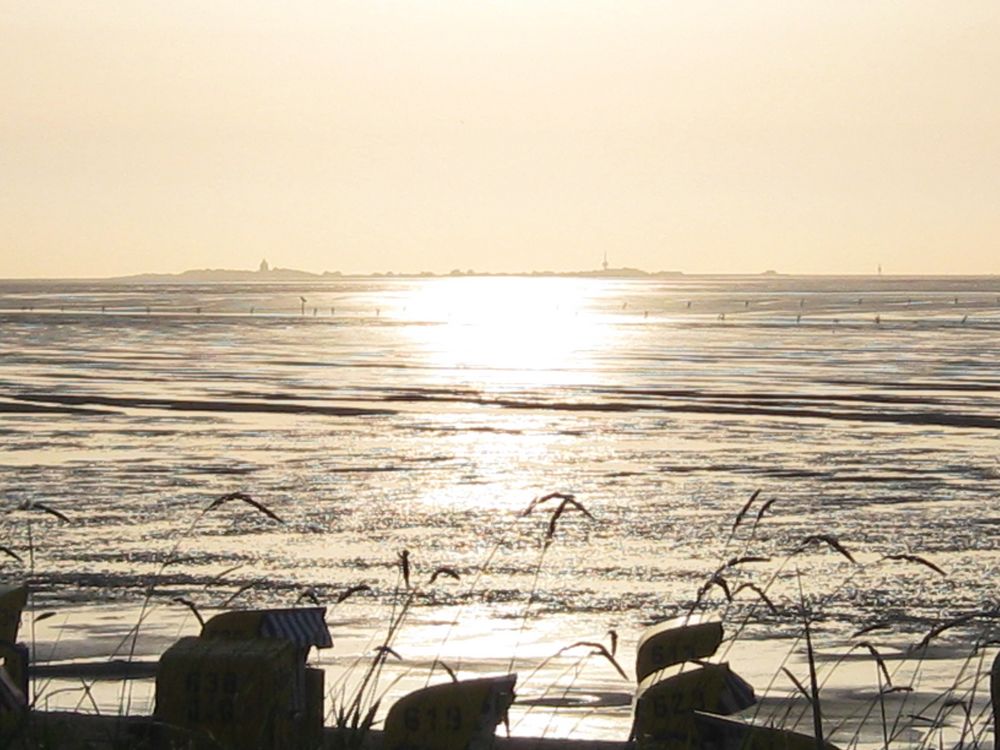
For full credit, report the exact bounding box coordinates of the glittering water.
[1,275,999,742]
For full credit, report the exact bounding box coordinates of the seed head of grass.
[15,500,70,522]
[732,582,779,614]
[296,588,321,605]
[398,550,411,589]
[880,553,947,577]
[206,492,283,524]
[428,567,460,585]
[607,629,618,657]
[373,645,402,662]
[431,659,458,683]
[171,596,205,627]
[854,641,892,686]
[753,497,777,528]
[336,584,372,604]
[795,534,856,564]
[544,496,595,544]
[910,613,978,652]
[781,666,811,702]
[521,491,576,517]
[696,573,733,605]
[726,489,761,543]
[556,641,629,681]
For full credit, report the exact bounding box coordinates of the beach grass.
[2,487,998,750]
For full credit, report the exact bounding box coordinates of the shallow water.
[1,275,999,744]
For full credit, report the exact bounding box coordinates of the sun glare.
[401,277,609,389]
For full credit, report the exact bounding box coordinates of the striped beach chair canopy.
[260,607,333,650]
[201,607,332,650]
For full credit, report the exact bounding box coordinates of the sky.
[2,1,999,278]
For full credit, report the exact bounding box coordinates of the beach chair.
[383,674,517,750]
[636,618,725,683]
[155,606,331,749]
[633,663,756,750]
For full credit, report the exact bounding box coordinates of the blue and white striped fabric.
[260,607,333,649]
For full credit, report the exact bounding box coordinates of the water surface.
[1,275,998,742]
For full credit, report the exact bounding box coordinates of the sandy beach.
[16,597,996,749]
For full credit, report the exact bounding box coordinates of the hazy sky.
[2,2,998,278]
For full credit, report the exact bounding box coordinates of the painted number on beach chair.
[650,686,707,717]
[403,704,463,732]
[634,664,755,750]
[384,674,516,750]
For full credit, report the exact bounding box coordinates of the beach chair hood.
[201,606,332,650]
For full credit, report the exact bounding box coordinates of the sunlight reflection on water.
[399,277,613,389]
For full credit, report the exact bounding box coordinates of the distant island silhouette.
[12,263,998,283]
[112,262,689,283]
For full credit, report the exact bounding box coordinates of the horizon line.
[2,266,1000,283]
